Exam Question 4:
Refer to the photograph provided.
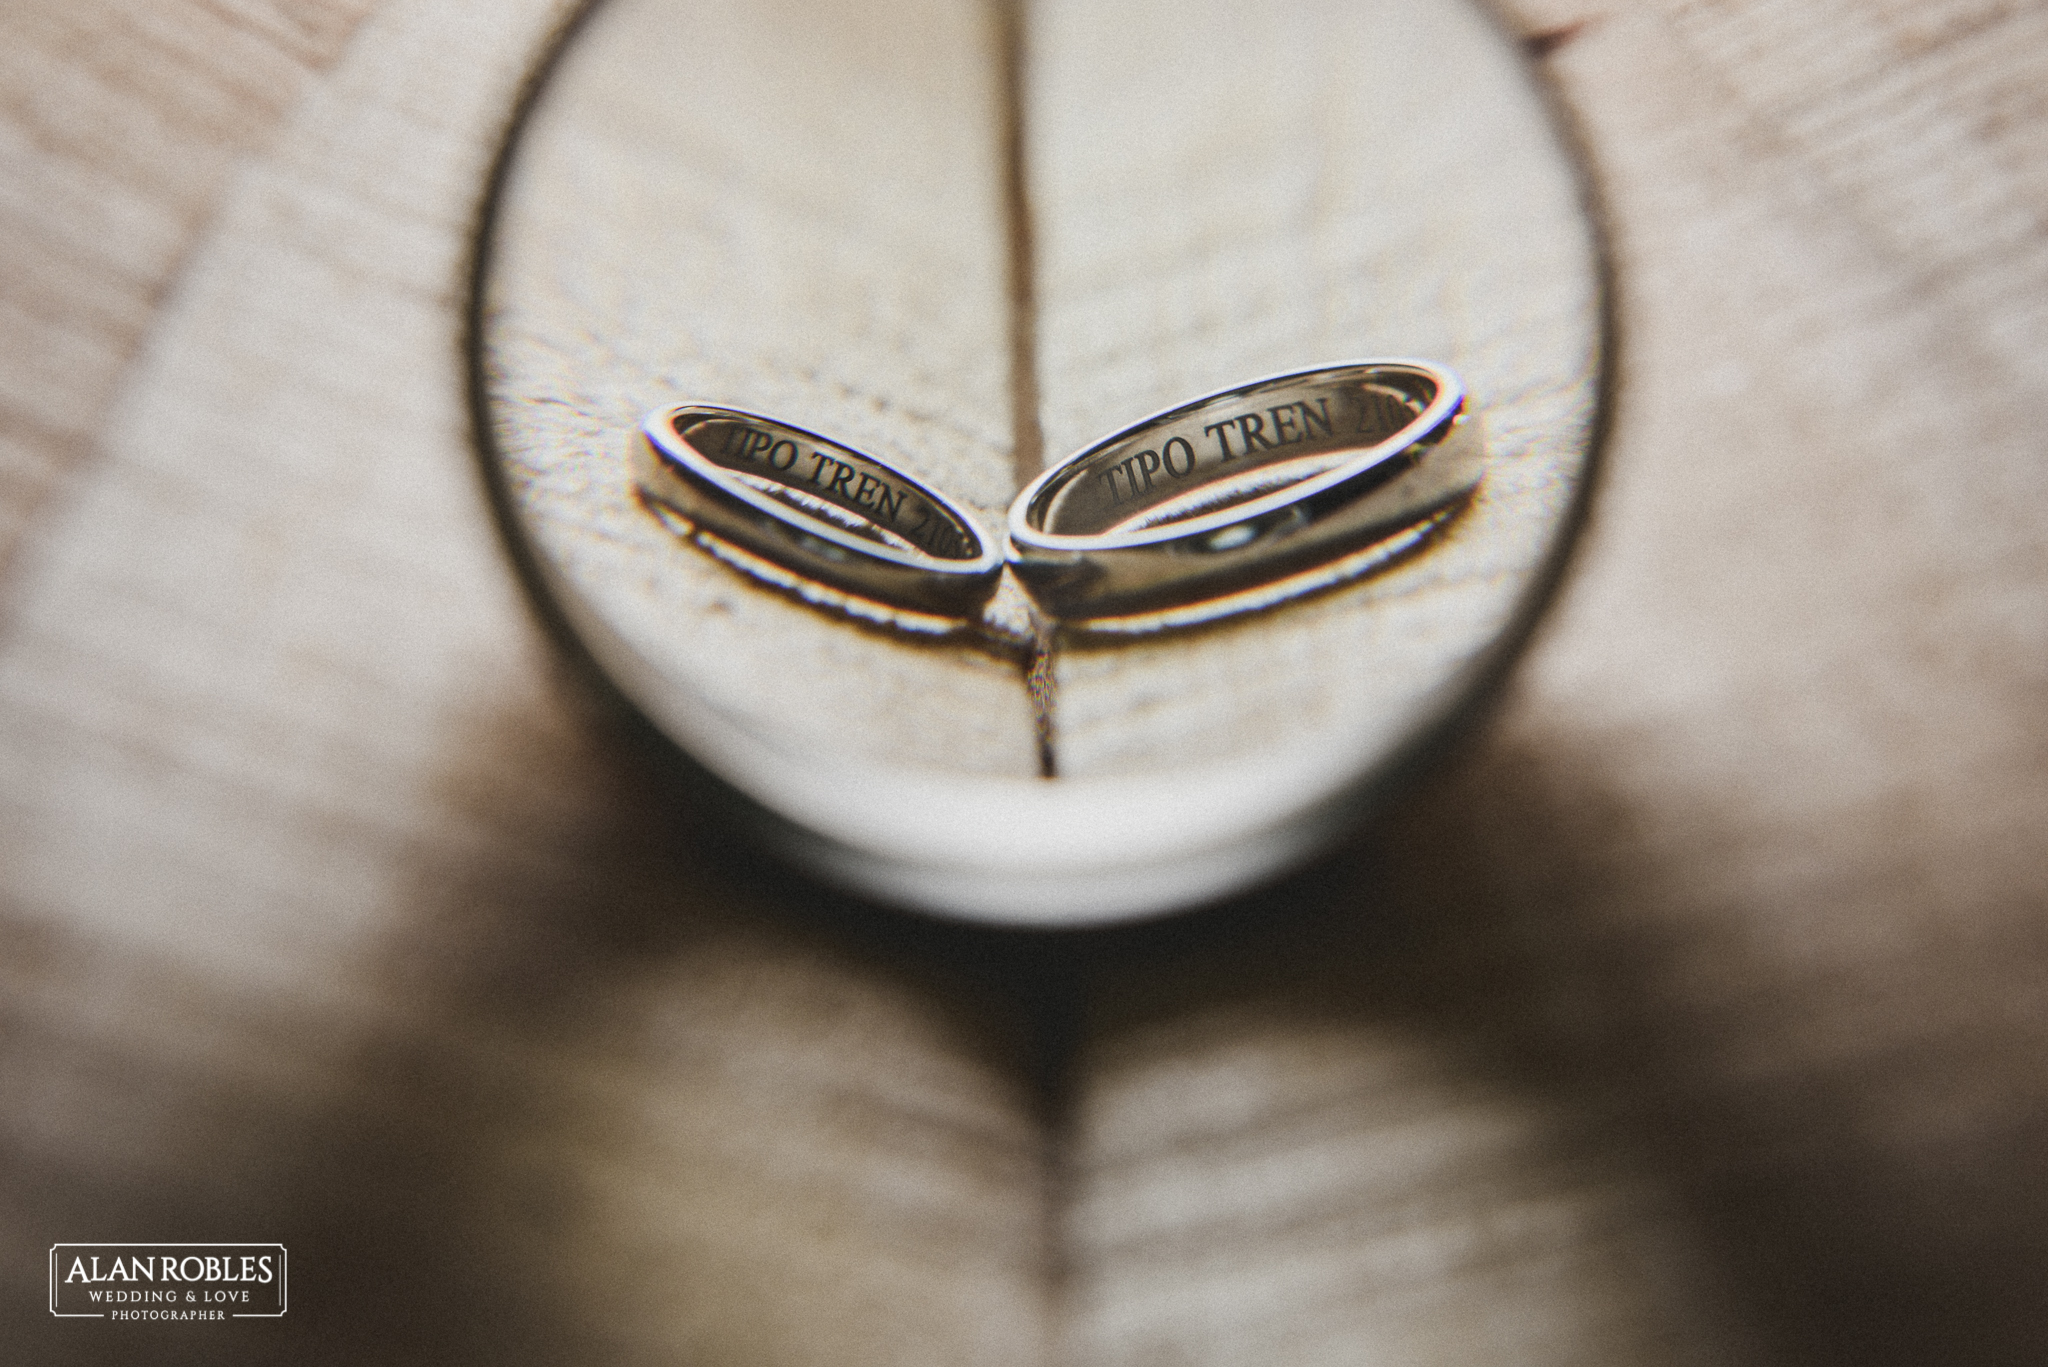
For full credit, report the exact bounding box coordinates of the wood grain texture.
[1029,0,1598,787]
[0,0,2045,1363]
[1058,2,2048,1363]
[481,0,1599,920]
[482,0,1037,780]
[1,4,1048,1363]
[0,0,378,578]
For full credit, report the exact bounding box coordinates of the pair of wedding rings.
[631,360,1484,628]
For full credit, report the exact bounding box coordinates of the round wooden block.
[475,0,1604,925]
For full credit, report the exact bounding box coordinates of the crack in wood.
[997,0,1061,782]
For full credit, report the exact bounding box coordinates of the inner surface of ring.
[1036,372,1437,537]
[672,413,983,561]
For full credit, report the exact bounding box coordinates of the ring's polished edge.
[640,502,965,637]
[1006,360,1485,622]
[635,404,1005,619]
[1066,504,1460,636]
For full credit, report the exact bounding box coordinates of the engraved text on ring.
[718,424,969,558]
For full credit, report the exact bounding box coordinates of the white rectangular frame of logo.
[48,1243,288,1318]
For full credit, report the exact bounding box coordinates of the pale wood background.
[4,2,2047,1365]
[479,0,1600,920]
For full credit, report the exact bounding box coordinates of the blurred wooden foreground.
[3,1,2048,1364]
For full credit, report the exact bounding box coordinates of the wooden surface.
[0,0,377,572]
[4,0,2048,1364]
[480,0,1600,921]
